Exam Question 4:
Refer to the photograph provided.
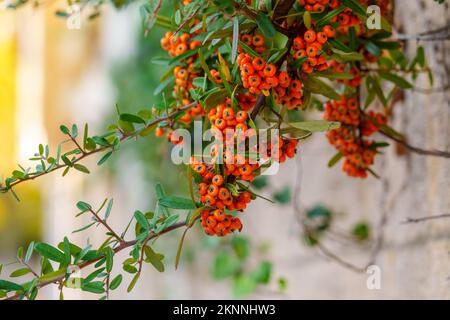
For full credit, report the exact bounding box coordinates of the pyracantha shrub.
[0,0,446,300]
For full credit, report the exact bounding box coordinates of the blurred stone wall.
[162,0,450,299]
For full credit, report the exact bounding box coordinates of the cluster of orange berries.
[324,95,386,178]
[178,99,205,125]
[298,1,362,31]
[260,138,300,163]
[329,61,363,87]
[273,73,304,110]
[239,34,267,54]
[292,26,334,73]
[160,32,201,58]
[207,101,260,182]
[200,209,243,237]
[298,0,339,12]
[192,161,254,211]
[160,32,202,99]
[237,53,279,95]
[236,91,258,111]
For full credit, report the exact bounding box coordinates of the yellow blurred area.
[0,11,42,247]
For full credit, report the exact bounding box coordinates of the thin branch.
[402,214,450,224]
[0,102,197,194]
[4,221,188,300]
[250,94,266,120]
[88,208,124,243]
[380,129,450,158]
[69,134,86,155]
[144,0,162,37]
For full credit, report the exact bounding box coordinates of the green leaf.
[231,16,239,63]
[204,88,229,109]
[104,198,113,220]
[127,272,141,293]
[272,186,291,204]
[331,47,364,62]
[35,243,67,263]
[153,76,174,96]
[0,280,24,292]
[255,13,276,38]
[251,261,272,284]
[303,76,341,100]
[24,241,35,263]
[17,246,24,260]
[71,124,78,138]
[134,210,150,230]
[352,222,370,241]
[159,196,196,210]
[9,268,31,278]
[303,11,311,29]
[341,0,366,17]
[175,228,189,270]
[311,70,355,80]
[231,236,250,261]
[378,71,413,89]
[289,120,341,132]
[316,6,345,27]
[211,251,240,279]
[105,247,114,273]
[97,151,113,166]
[120,113,146,124]
[73,164,90,174]
[328,152,343,168]
[110,274,122,290]
[76,201,92,212]
[232,275,257,298]
[144,246,165,272]
[63,237,71,264]
[60,125,70,135]
[238,40,259,57]
[82,281,105,294]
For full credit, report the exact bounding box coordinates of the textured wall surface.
[175,0,450,299]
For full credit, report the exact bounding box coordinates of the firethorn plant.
[0,0,448,300]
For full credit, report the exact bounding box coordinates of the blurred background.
[0,0,449,299]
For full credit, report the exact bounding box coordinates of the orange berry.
[222,107,234,121]
[304,30,316,43]
[218,187,230,200]
[317,32,328,44]
[236,110,248,123]
[206,216,217,228]
[194,164,206,175]
[263,64,277,77]
[212,174,224,186]
[252,34,265,47]
[213,209,225,222]
[248,75,261,87]
[241,34,252,46]
[323,25,335,38]
[198,183,208,195]
[239,164,252,175]
[252,57,265,71]
[204,195,216,206]
[207,184,219,197]
[155,127,165,137]
[215,118,227,130]
[306,46,317,57]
